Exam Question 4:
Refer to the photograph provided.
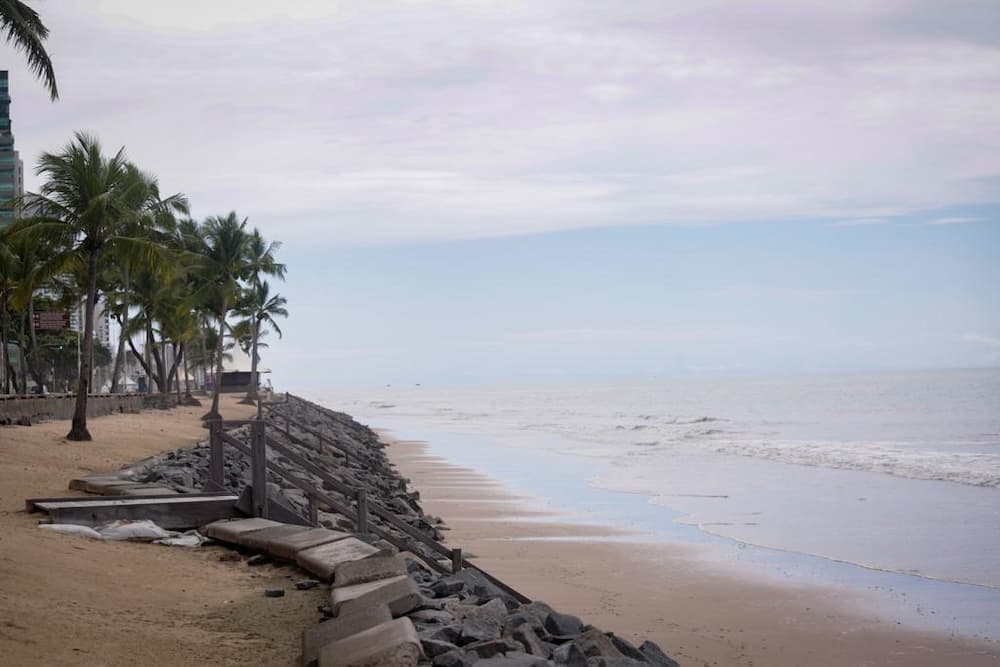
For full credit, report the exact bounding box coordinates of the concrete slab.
[318,617,421,667]
[118,485,179,496]
[302,604,393,667]
[255,526,351,560]
[203,518,284,543]
[335,575,424,618]
[296,537,381,581]
[334,555,408,588]
[238,524,311,551]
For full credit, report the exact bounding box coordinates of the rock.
[296,579,321,590]
[433,649,474,667]
[264,588,285,598]
[573,629,624,659]
[425,624,462,644]
[553,642,588,667]
[587,659,647,667]
[421,639,460,659]
[638,641,680,667]
[246,554,270,566]
[410,609,456,625]
[545,611,584,638]
[519,601,555,626]
[511,624,550,658]
[608,634,646,662]
[430,577,466,598]
[462,638,521,659]
[503,612,546,637]
[459,598,507,644]
[475,657,550,667]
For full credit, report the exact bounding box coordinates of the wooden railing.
[206,402,531,602]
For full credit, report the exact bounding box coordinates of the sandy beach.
[386,435,1000,667]
[0,396,324,667]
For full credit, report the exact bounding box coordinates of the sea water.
[307,367,1000,638]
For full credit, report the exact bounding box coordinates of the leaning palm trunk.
[1,289,9,393]
[110,264,130,393]
[68,249,100,440]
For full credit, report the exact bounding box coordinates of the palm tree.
[14,133,143,440]
[108,164,188,393]
[234,280,287,403]
[195,212,251,421]
[0,0,58,100]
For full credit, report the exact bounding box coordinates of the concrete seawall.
[0,394,144,424]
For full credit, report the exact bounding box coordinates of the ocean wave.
[709,440,1000,488]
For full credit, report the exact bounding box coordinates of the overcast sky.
[5,1,999,387]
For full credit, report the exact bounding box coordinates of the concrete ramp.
[28,494,241,530]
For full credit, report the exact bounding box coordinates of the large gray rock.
[302,604,393,667]
[573,629,624,659]
[553,642,588,667]
[318,617,422,667]
[475,657,550,667]
[459,598,507,644]
[511,624,550,658]
[410,609,456,625]
[462,638,521,659]
[421,638,460,659]
[638,641,680,667]
[432,649,475,667]
[607,635,647,662]
[545,611,584,638]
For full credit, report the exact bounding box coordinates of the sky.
[4,0,999,387]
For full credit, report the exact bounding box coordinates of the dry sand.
[0,395,324,667]
[388,436,1000,667]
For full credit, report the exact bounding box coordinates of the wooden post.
[451,548,463,574]
[356,490,369,534]
[307,493,318,526]
[208,419,224,491]
[284,414,290,439]
[250,419,268,518]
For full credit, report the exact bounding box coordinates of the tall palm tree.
[0,0,58,100]
[14,133,144,440]
[195,212,251,421]
[108,164,188,393]
[234,280,287,403]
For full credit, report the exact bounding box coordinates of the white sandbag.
[39,524,103,540]
[155,531,206,547]
[97,519,177,542]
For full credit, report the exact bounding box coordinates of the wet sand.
[0,395,323,666]
[387,435,1000,667]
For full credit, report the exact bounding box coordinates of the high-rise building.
[0,71,25,228]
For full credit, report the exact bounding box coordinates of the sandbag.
[39,524,103,540]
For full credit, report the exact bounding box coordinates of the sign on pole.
[32,311,71,330]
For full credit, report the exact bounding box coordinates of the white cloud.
[8,1,1000,244]
[928,217,988,225]
[963,334,1000,349]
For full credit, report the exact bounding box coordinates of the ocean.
[307,367,1000,638]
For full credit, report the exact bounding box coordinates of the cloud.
[8,1,1000,244]
[962,333,1000,349]
[927,217,988,225]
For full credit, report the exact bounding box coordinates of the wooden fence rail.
[207,411,530,601]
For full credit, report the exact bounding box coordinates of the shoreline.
[383,432,1000,667]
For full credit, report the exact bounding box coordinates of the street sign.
[32,311,70,330]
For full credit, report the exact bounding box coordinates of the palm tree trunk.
[110,264,130,393]
[242,318,261,403]
[174,345,183,404]
[68,248,100,441]
[18,311,30,393]
[26,295,44,387]
[182,343,193,399]
[1,289,9,394]
[203,299,228,420]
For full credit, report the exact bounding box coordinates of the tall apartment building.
[0,71,25,228]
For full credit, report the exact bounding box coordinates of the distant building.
[0,71,24,228]
[68,298,113,349]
